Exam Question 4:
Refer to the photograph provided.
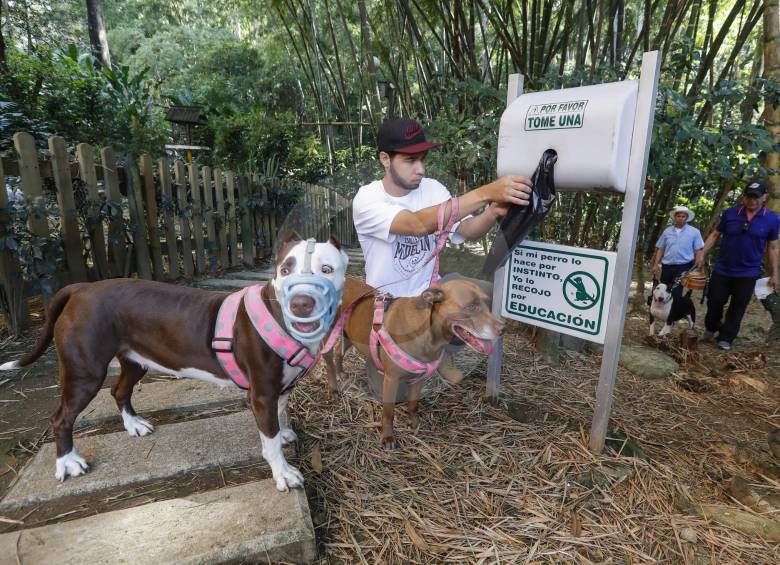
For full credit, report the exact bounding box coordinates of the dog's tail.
[0,283,84,370]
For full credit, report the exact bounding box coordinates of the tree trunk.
[86,0,112,68]
[764,0,780,212]
[0,0,6,73]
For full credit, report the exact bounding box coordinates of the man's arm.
[694,248,704,270]
[698,229,720,267]
[768,239,778,288]
[455,202,509,240]
[649,247,664,276]
[389,176,532,237]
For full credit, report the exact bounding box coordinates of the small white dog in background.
[648,282,696,336]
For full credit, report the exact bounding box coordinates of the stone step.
[0,411,267,511]
[0,480,316,564]
[76,378,246,430]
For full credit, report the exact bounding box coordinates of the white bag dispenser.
[497,80,639,193]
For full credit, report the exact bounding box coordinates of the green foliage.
[0,45,116,148]
[0,199,64,296]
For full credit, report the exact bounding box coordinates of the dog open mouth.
[292,321,321,333]
[453,324,495,355]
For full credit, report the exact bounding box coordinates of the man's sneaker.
[701,330,716,341]
[717,340,732,351]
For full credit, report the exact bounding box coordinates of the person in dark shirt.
[700,181,780,350]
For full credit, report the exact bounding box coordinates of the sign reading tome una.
[501,240,616,343]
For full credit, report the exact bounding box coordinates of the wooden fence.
[0,132,356,331]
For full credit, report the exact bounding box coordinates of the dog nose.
[290,294,315,316]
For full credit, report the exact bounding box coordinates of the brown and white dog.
[0,232,348,491]
[323,277,504,448]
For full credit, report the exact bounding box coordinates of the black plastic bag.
[482,149,557,275]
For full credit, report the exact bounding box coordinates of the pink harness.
[212,285,350,392]
[369,294,443,384]
[366,197,459,384]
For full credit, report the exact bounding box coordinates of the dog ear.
[275,230,302,263]
[280,229,302,245]
[416,287,446,309]
[328,236,341,250]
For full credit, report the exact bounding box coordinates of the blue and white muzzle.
[279,239,343,345]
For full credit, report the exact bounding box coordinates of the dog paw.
[273,463,305,492]
[408,413,420,431]
[54,450,89,481]
[280,428,298,445]
[121,410,155,437]
[381,435,396,450]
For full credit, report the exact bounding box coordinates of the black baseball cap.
[744,180,768,197]
[376,119,442,154]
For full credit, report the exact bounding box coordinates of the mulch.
[289,328,780,563]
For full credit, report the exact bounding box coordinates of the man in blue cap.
[700,181,780,350]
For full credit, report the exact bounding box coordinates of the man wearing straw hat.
[649,205,704,299]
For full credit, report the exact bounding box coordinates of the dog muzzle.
[278,239,342,345]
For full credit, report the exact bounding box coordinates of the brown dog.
[323,277,504,448]
[0,232,348,491]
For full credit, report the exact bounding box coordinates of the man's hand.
[651,263,661,276]
[488,202,511,221]
[771,274,778,289]
[483,176,533,206]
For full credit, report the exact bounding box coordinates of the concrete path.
[0,480,316,564]
[193,247,363,290]
[76,378,246,430]
[228,269,275,281]
[0,411,268,511]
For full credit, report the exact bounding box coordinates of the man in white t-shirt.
[353,119,533,297]
[353,118,533,381]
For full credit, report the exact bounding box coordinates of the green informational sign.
[524,99,588,131]
[501,240,616,343]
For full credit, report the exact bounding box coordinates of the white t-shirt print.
[353,178,466,297]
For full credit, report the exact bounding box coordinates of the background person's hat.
[377,119,442,154]
[669,205,694,222]
[743,180,768,197]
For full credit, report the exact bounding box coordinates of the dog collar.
[369,294,443,384]
[212,285,316,390]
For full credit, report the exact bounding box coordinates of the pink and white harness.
[369,294,443,384]
[212,285,313,390]
[212,284,349,392]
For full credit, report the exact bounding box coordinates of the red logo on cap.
[403,123,421,140]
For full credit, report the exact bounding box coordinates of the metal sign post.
[588,52,661,452]
[486,73,523,403]
[486,52,661,453]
